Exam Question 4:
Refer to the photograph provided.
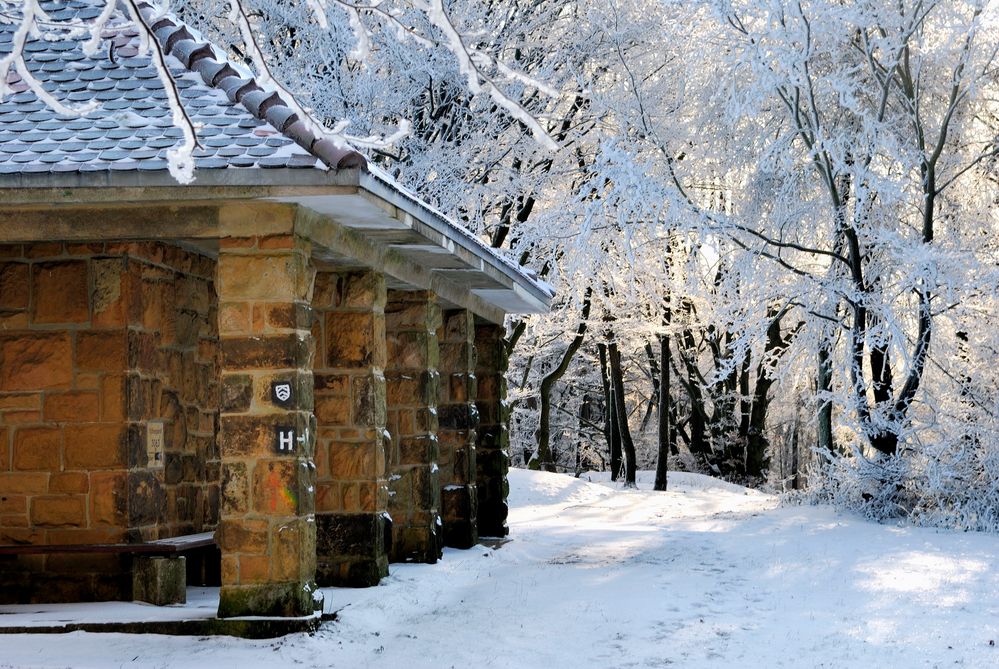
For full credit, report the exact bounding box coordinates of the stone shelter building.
[0,1,551,618]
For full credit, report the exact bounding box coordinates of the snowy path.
[3,469,999,668]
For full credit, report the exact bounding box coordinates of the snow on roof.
[0,0,364,175]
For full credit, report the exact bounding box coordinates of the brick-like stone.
[335,272,386,309]
[0,394,40,411]
[252,459,304,515]
[43,391,100,423]
[0,494,26,514]
[31,495,86,527]
[128,470,166,527]
[91,258,127,328]
[219,413,309,458]
[90,472,126,525]
[100,375,126,422]
[218,253,309,302]
[220,461,249,516]
[326,313,383,368]
[221,374,253,413]
[314,393,350,426]
[76,331,127,371]
[32,261,89,324]
[0,333,73,391]
[12,427,61,471]
[0,262,29,310]
[64,424,126,469]
[50,472,89,493]
[222,334,313,371]
[0,472,47,494]
[217,518,269,554]
[238,554,272,583]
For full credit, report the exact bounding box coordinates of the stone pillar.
[436,310,478,548]
[475,323,510,537]
[312,270,391,586]
[385,290,442,563]
[215,234,317,618]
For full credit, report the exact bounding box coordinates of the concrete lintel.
[0,168,362,202]
[295,208,507,325]
[0,201,298,243]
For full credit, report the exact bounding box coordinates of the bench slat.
[0,532,216,556]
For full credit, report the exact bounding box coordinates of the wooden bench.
[0,531,216,556]
[0,532,218,605]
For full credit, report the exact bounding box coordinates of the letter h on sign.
[275,426,296,454]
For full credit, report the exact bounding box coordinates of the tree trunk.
[598,342,622,480]
[817,338,834,454]
[534,288,592,472]
[609,342,637,487]
[653,332,671,491]
[641,342,661,431]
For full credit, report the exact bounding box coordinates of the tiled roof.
[0,0,366,176]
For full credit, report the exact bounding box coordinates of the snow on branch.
[307,0,561,151]
[227,0,410,151]
[0,0,102,116]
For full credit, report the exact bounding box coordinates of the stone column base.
[132,556,186,606]
[218,582,317,618]
[315,512,391,587]
[442,484,478,548]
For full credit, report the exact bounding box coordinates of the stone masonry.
[475,324,511,537]
[384,290,443,563]
[436,309,479,549]
[0,241,219,604]
[312,270,391,587]
[216,234,317,618]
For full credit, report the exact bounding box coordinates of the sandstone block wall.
[311,270,391,586]
[0,241,219,603]
[385,290,443,563]
[475,324,510,537]
[216,234,317,618]
[437,309,478,548]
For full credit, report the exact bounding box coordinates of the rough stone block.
[221,374,253,413]
[326,312,384,368]
[336,272,386,309]
[314,394,350,426]
[252,459,305,515]
[64,424,126,469]
[128,471,166,527]
[222,334,313,371]
[31,495,86,527]
[217,253,309,302]
[220,461,249,515]
[0,262,29,310]
[91,258,127,328]
[76,331,128,372]
[31,261,89,324]
[218,581,315,619]
[271,516,315,582]
[12,427,61,471]
[43,391,100,423]
[0,472,48,494]
[351,373,386,426]
[219,301,252,335]
[133,556,187,606]
[89,472,126,525]
[0,333,73,391]
[217,518,270,554]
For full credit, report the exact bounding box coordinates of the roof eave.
[0,168,553,318]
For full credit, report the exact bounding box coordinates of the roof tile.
[0,0,366,175]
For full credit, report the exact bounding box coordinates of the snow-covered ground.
[3,469,998,668]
